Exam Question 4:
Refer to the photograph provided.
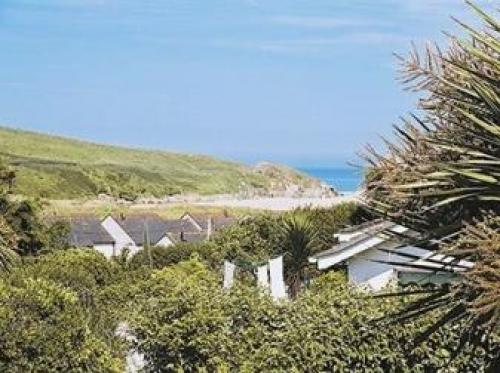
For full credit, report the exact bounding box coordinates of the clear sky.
[0,1,494,167]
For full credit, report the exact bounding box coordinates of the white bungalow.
[101,214,175,257]
[309,220,473,292]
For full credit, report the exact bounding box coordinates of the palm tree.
[280,213,323,299]
[362,1,499,344]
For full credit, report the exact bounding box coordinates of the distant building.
[180,212,237,239]
[65,215,116,258]
[62,212,238,259]
[101,214,175,257]
[309,219,473,291]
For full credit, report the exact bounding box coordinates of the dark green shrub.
[0,277,122,372]
[213,213,283,262]
[16,249,118,302]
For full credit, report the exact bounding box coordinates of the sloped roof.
[167,231,207,244]
[181,232,207,243]
[181,213,237,231]
[112,214,169,246]
[314,221,397,260]
[65,215,115,246]
[309,221,421,271]
[164,219,199,234]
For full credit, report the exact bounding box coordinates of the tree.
[0,161,69,257]
[361,1,499,344]
[280,213,324,298]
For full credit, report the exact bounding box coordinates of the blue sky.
[0,0,495,166]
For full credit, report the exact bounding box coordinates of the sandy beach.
[192,193,360,211]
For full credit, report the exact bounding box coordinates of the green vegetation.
[0,193,498,370]
[45,199,259,220]
[362,2,499,347]
[0,276,123,372]
[0,126,318,200]
[279,214,324,298]
[0,162,67,262]
[130,259,498,372]
[0,3,498,371]
[2,245,497,372]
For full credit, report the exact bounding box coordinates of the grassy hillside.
[0,126,318,200]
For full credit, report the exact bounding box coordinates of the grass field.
[43,199,261,219]
[0,126,318,200]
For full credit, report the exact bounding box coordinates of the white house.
[66,215,116,258]
[101,214,175,257]
[309,220,473,292]
[62,212,236,259]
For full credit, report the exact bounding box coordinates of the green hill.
[0,126,319,200]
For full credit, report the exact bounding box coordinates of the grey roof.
[183,213,237,231]
[181,232,207,243]
[313,221,398,260]
[164,219,199,234]
[167,231,207,244]
[65,216,115,247]
[113,214,169,246]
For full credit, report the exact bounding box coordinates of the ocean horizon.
[298,166,363,193]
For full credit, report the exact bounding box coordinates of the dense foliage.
[0,276,122,372]
[0,204,497,371]
[131,258,499,372]
[0,162,69,260]
[128,241,224,270]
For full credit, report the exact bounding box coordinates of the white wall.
[156,235,174,247]
[101,217,139,257]
[347,248,396,291]
[93,244,115,259]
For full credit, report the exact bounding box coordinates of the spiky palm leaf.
[361,1,500,347]
[280,213,324,298]
[363,2,499,236]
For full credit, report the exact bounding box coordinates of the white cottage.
[309,220,473,292]
[66,215,116,258]
[101,214,175,257]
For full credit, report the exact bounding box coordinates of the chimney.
[206,217,213,240]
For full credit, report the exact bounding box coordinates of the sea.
[298,167,362,193]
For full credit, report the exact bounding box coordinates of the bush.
[0,277,122,372]
[213,213,283,262]
[16,249,118,303]
[131,259,499,372]
[214,203,363,264]
[128,241,224,271]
